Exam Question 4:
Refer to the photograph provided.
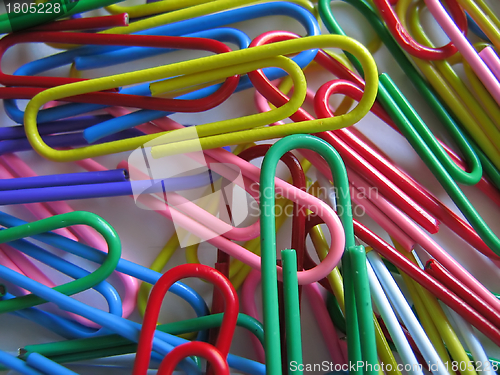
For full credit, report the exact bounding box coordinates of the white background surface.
[1,1,500,374]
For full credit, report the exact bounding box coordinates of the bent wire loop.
[400,0,500,159]
[317,0,500,257]
[318,0,492,180]
[259,134,377,375]
[0,212,121,314]
[0,153,139,323]
[0,211,210,321]
[75,2,319,72]
[319,0,486,185]
[133,264,238,375]
[102,0,314,20]
[304,183,398,373]
[0,31,240,114]
[6,2,319,127]
[236,143,306,371]
[313,77,500,261]
[372,0,467,60]
[248,30,440,235]
[424,0,500,106]
[23,34,378,162]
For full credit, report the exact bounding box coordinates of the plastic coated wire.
[281,249,303,374]
[425,260,500,328]
[132,264,239,375]
[402,0,500,158]
[2,237,123,336]
[76,2,318,73]
[23,35,378,162]
[22,313,264,364]
[318,0,493,179]
[104,0,208,18]
[357,224,500,346]
[424,0,500,106]
[311,73,500,259]
[0,211,209,321]
[0,168,128,191]
[365,254,422,375]
[259,134,376,374]
[0,115,113,140]
[448,310,493,375]
[456,0,500,49]
[0,152,139,323]
[26,352,78,375]
[0,264,199,374]
[0,33,240,113]
[250,31,438,235]
[312,71,500,311]
[0,212,120,314]
[99,0,314,36]
[24,56,301,161]
[0,242,265,374]
[0,128,144,156]
[0,350,42,375]
[0,170,219,205]
[392,241,476,375]
[467,13,491,41]
[366,251,448,375]
[372,0,466,60]
[391,242,454,368]
[3,292,102,339]
[6,3,317,126]
[310,181,404,375]
[157,341,229,375]
[378,74,500,258]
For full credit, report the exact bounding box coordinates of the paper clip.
[0,211,210,321]
[99,0,316,36]
[400,0,500,157]
[259,134,376,374]
[318,0,500,261]
[20,311,263,368]
[306,181,402,374]
[133,263,238,375]
[0,31,239,115]
[454,0,500,49]
[392,240,484,374]
[308,60,500,261]
[366,249,448,374]
[0,212,120,314]
[75,2,319,72]
[371,0,467,60]
[235,143,307,372]
[23,35,378,162]
[0,153,139,322]
[356,222,500,346]
[318,0,489,179]
[307,179,411,375]
[249,31,439,235]
[9,2,319,130]
[425,0,500,106]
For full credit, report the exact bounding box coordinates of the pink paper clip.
[425,0,500,105]
[479,46,500,82]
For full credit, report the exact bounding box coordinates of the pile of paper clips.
[0,0,500,374]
